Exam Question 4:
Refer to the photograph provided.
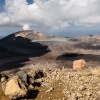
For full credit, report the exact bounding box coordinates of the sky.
[0,0,100,37]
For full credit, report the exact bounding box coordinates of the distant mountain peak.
[14,30,48,40]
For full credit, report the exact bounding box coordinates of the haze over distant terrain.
[0,0,100,37]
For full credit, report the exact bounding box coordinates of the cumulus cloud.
[0,0,100,34]
[23,24,30,30]
[80,16,100,24]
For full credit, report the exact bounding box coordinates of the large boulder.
[73,59,86,70]
[4,76,28,99]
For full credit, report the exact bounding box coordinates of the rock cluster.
[0,69,45,99]
[40,67,100,100]
[0,59,100,100]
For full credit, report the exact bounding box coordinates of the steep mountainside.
[0,30,50,55]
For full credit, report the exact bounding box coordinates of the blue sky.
[0,0,5,12]
[0,0,33,5]
[0,0,33,7]
[0,0,5,5]
[0,0,100,37]
[27,0,34,4]
[0,0,34,10]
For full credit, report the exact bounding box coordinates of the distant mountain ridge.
[14,30,50,40]
[0,30,51,55]
[0,36,3,39]
[0,30,61,44]
[0,30,49,43]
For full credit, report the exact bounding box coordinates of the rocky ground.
[0,63,100,100]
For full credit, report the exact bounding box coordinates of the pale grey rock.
[4,76,28,99]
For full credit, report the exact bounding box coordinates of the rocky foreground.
[0,59,100,100]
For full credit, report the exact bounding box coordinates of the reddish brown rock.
[73,59,86,70]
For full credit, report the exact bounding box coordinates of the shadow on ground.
[56,53,100,68]
[16,89,39,100]
[0,35,50,72]
[57,53,100,61]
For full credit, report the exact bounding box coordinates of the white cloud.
[23,24,30,30]
[0,0,100,34]
[80,16,100,24]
